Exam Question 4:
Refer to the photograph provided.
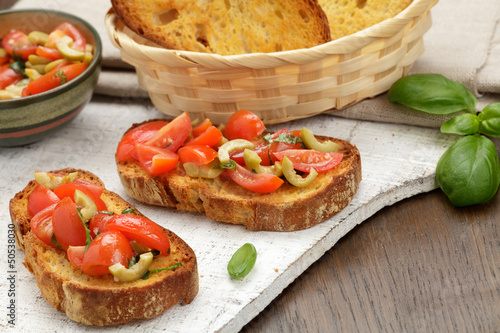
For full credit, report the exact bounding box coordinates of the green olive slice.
[109,252,154,282]
[56,35,85,61]
[27,31,49,45]
[183,161,223,178]
[74,189,98,221]
[34,171,78,190]
[243,149,283,176]
[282,156,318,187]
[301,127,339,153]
[217,139,254,164]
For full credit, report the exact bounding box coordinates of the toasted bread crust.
[111,0,331,54]
[117,121,362,231]
[10,168,199,326]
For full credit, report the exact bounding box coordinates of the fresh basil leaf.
[77,208,92,251]
[9,60,27,78]
[227,243,257,279]
[140,262,182,280]
[436,135,500,207]
[440,114,479,135]
[388,74,477,114]
[274,133,303,145]
[478,103,500,138]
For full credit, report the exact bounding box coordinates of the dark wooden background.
[242,185,500,332]
[2,1,499,331]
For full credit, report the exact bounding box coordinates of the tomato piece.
[74,178,103,198]
[178,145,218,165]
[26,62,88,95]
[53,182,107,211]
[0,63,23,89]
[273,150,343,172]
[30,203,57,247]
[2,30,37,60]
[145,112,191,151]
[0,53,9,65]
[45,29,67,49]
[27,184,60,217]
[81,230,133,276]
[116,120,168,162]
[89,212,113,238]
[192,118,212,137]
[67,245,86,269]
[36,45,63,60]
[104,214,170,254]
[226,164,284,193]
[135,144,179,175]
[184,125,223,147]
[52,197,87,251]
[54,23,87,51]
[224,109,266,141]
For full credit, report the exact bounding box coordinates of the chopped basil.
[50,234,63,250]
[140,262,183,280]
[121,208,137,215]
[9,60,27,78]
[76,208,92,251]
[216,160,237,169]
[98,210,115,215]
[55,69,67,85]
[264,133,303,145]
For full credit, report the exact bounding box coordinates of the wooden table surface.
[242,188,500,332]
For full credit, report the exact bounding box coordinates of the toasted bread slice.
[318,0,413,40]
[9,168,198,326]
[117,120,362,231]
[110,0,331,54]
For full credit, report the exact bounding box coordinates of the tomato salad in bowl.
[1,22,93,99]
[117,109,344,192]
[27,171,174,282]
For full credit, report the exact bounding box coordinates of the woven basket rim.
[106,0,437,68]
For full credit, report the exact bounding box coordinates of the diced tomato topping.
[184,125,223,147]
[67,245,86,269]
[53,182,107,211]
[178,145,218,165]
[135,144,179,175]
[52,197,87,251]
[116,120,168,162]
[36,45,63,60]
[27,184,60,217]
[30,203,57,248]
[81,230,133,276]
[145,112,191,151]
[0,63,23,89]
[226,163,284,193]
[224,109,266,141]
[26,62,88,95]
[273,150,343,173]
[2,30,37,60]
[191,118,212,137]
[104,214,170,254]
[89,212,113,238]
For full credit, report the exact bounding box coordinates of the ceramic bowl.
[0,9,102,147]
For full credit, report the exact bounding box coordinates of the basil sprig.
[227,243,257,279]
[388,74,500,207]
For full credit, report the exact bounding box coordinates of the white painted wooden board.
[0,97,458,332]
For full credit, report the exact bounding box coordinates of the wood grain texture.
[241,188,500,332]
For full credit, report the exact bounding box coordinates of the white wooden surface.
[0,97,457,332]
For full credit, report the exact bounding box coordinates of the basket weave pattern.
[106,0,438,124]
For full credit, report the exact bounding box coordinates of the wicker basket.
[105,0,438,124]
